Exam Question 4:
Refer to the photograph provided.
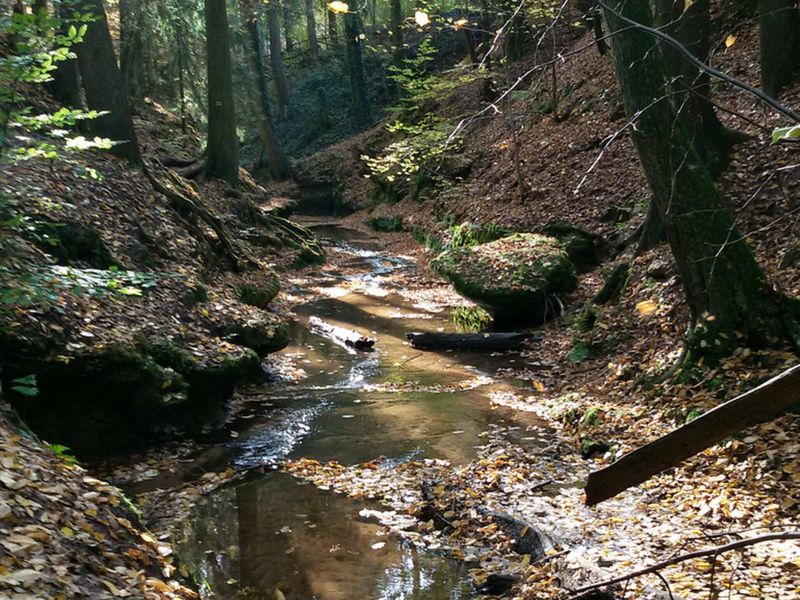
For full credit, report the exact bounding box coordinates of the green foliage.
[11,374,37,397]
[362,116,455,202]
[367,215,404,232]
[447,222,512,248]
[0,266,160,313]
[771,125,800,144]
[48,443,79,466]
[567,341,591,363]
[0,8,112,165]
[450,306,491,332]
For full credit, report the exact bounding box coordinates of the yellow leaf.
[327,1,349,13]
[454,18,469,31]
[636,299,658,316]
[683,0,694,11]
[414,10,430,26]
[533,380,545,392]
[725,34,737,48]
[60,526,74,538]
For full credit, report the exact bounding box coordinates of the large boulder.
[431,234,577,325]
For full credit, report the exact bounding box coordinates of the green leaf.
[117,286,143,296]
[567,342,591,363]
[771,125,800,144]
[11,374,38,397]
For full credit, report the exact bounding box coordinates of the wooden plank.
[406,332,541,352]
[308,316,375,351]
[584,364,800,506]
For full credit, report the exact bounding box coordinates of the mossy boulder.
[237,271,280,309]
[142,338,262,403]
[2,342,189,456]
[219,315,290,356]
[33,219,119,269]
[431,234,577,325]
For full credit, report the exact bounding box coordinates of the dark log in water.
[406,332,541,352]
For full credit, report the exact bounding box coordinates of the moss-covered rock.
[237,271,280,309]
[1,341,189,456]
[219,316,290,356]
[32,219,119,269]
[431,233,577,324]
[142,338,262,403]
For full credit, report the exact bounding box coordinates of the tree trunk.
[268,0,290,118]
[283,2,294,51]
[174,18,188,132]
[758,0,800,97]
[390,0,403,67]
[119,0,146,103]
[204,0,240,186]
[602,0,799,362]
[343,9,370,126]
[326,0,338,49]
[305,0,319,63]
[239,0,291,180]
[75,0,142,165]
[653,0,744,175]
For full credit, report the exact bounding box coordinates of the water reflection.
[177,473,473,600]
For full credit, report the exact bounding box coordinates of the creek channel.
[170,224,551,599]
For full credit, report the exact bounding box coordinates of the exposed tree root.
[143,163,246,270]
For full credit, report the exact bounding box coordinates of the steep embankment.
[0,101,325,456]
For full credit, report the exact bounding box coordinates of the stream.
[173,224,550,599]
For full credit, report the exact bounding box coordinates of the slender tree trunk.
[758,0,800,97]
[119,0,146,103]
[268,0,290,118]
[239,0,291,180]
[653,0,744,175]
[343,9,370,126]
[204,0,240,185]
[326,0,338,49]
[305,0,319,63]
[283,2,294,51]
[175,17,188,133]
[390,0,403,67]
[75,0,142,165]
[602,0,799,361]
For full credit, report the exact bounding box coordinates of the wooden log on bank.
[308,316,375,351]
[406,332,541,352]
[584,364,800,506]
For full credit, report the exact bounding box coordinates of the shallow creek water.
[175,225,549,599]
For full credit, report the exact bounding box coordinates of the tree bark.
[390,0,403,67]
[239,0,292,180]
[268,0,290,118]
[75,0,142,165]
[283,2,294,51]
[343,9,370,126]
[758,0,800,97]
[204,0,240,186]
[326,0,339,49]
[602,0,798,361]
[653,0,744,175]
[119,0,146,103]
[305,0,319,63]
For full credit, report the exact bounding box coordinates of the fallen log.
[308,316,375,351]
[406,332,541,352]
[584,364,800,506]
